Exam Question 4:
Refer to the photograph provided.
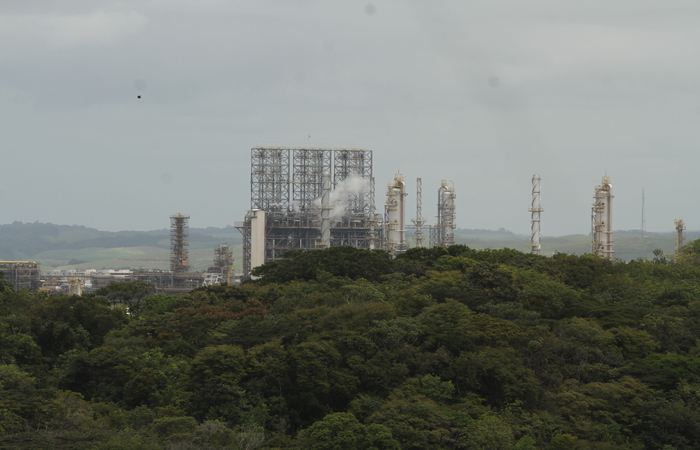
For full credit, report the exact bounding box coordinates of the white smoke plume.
[314,173,370,221]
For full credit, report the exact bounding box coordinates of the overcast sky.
[2,1,699,236]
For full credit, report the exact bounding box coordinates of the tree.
[186,345,248,422]
[252,246,394,283]
[94,280,156,314]
[297,412,400,450]
[29,294,128,361]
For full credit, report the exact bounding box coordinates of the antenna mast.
[412,178,427,247]
[641,188,645,238]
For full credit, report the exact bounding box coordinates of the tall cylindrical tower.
[675,218,686,255]
[170,213,190,274]
[385,174,406,255]
[529,175,543,255]
[437,180,456,247]
[591,176,614,258]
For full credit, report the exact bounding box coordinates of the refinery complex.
[233,147,456,278]
[0,146,690,292]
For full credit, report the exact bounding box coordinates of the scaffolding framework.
[251,148,290,211]
[412,178,427,248]
[293,149,332,211]
[238,147,377,278]
[675,219,686,255]
[207,244,235,285]
[529,174,543,255]
[592,176,614,259]
[170,213,190,275]
[0,261,40,290]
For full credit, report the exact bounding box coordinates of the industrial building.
[205,244,235,285]
[0,261,41,291]
[236,147,380,277]
[236,147,458,278]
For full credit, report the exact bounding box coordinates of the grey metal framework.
[208,244,234,284]
[251,148,290,211]
[412,178,427,248]
[333,149,373,217]
[170,213,190,275]
[238,147,378,278]
[429,225,439,248]
[293,149,331,211]
[0,261,40,290]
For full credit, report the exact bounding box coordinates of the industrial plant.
[3,149,695,292]
[235,147,458,279]
[0,213,236,294]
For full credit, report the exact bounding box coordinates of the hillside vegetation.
[0,222,694,273]
[0,222,243,272]
[3,243,700,448]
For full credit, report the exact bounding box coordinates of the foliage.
[3,242,700,447]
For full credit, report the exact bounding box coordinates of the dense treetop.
[3,244,700,449]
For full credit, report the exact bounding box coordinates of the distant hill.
[0,222,696,272]
[452,228,700,261]
[0,222,243,271]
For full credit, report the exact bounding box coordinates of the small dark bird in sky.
[137,95,141,99]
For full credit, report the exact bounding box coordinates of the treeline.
[0,222,238,261]
[3,244,700,449]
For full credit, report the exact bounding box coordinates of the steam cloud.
[314,173,370,221]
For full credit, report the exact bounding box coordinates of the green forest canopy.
[3,243,700,448]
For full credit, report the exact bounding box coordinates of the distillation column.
[437,180,456,247]
[675,219,686,255]
[591,176,614,259]
[412,178,427,248]
[385,174,407,255]
[529,175,543,255]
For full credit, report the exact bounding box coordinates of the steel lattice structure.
[238,147,377,278]
[333,149,373,217]
[0,261,40,290]
[412,178,427,248]
[293,149,332,211]
[170,213,190,275]
[251,148,290,211]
